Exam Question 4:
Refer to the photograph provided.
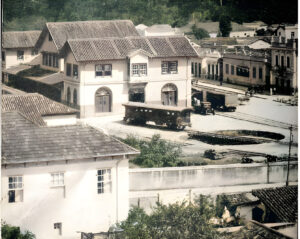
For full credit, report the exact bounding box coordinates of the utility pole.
[286,126,293,186]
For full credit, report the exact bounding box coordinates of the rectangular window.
[51,173,64,187]
[212,64,215,75]
[216,64,218,75]
[195,63,197,76]
[226,64,229,74]
[97,169,111,194]
[49,53,52,67]
[236,66,249,77]
[66,64,72,76]
[54,223,62,236]
[287,56,290,68]
[191,62,194,74]
[276,55,279,66]
[8,176,23,203]
[43,53,46,65]
[31,49,38,56]
[291,32,295,38]
[53,54,58,68]
[95,64,112,76]
[2,51,5,62]
[199,63,201,76]
[259,68,263,79]
[45,53,49,66]
[17,50,24,60]
[281,56,284,67]
[73,64,78,78]
[231,65,234,75]
[253,67,256,78]
[161,61,178,74]
[132,63,147,76]
[208,64,210,74]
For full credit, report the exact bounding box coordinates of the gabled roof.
[2,112,139,165]
[66,36,198,62]
[2,93,78,126]
[2,31,41,49]
[252,186,297,222]
[36,20,139,51]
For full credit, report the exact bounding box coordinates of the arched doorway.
[161,83,177,106]
[67,87,71,104]
[95,87,112,113]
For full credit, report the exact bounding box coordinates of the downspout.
[115,157,123,223]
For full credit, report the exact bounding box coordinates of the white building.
[142,24,183,36]
[248,39,271,50]
[32,20,196,118]
[2,31,41,69]
[1,108,138,239]
[275,24,298,42]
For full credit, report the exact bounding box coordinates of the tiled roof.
[252,186,297,222]
[224,220,293,239]
[2,31,41,49]
[33,72,69,85]
[67,36,198,61]
[2,93,78,126]
[3,64,33,74]
[36,20,139,50]
[224,193,258,206]
[2,112,139,165]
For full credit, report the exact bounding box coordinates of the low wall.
[129,162,298,212]
[129,162,297,191]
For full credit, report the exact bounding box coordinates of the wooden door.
[96,95,110,112]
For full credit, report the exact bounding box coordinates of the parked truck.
[206,91,238,112]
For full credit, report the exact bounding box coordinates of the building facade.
[270,38,298,94]
[60,36,196,118]
[2,31,41,69]
[1,111,138,239]
[222,52,270,87]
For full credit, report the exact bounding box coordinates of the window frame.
[95,64,112,77]
[97,169,112,194]
[131,63,147,77]
[287,56,290,68]
[275,55,279,66]
[259,67,263,80]
[66,63,72,77]
[281,55,284,67]
[253,67,256,78]
[73,64,79,79]
[17,50,24,60]
[2,51,5,62]
[225,64,229,74]
[161,61,178,74]
[231,65,235,75]
[50,172,64,187]
[8,176,23,203]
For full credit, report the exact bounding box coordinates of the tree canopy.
[3,0,298,31]
[1,223,35,239]
[120,195,220,239]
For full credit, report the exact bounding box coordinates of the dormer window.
[132,63,147,76]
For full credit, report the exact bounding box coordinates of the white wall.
[230,31,255,38]
[42,114,78,126]
[2,158,129,239]
[3,48,37,69]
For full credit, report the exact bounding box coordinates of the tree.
[219,15,232,37]
[192,25,210,40]
[2,222,36,239]
[122,134,182,167]
[120,195,220,239]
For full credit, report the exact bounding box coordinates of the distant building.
[248,39,271,50]
[274,24,298,42]
[2,31,41,69]
[1,110,139,239]
[222,51,270,87]
[229,22,256,38]
[270,37,298,94]
[139,24,183,36]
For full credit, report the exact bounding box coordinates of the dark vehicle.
[206,91,238,112]
[123,102,193,130]
[193,101,213,115]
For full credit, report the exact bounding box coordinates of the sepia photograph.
[1,0,298,238]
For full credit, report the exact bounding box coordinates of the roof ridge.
[165,37,177,55]
[47,19,133,25]
[3,30,41,33]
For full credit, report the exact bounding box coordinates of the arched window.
[73,89,77,105]
[95,87,112,113]
[67,87,71,104]
[161,83,177,106]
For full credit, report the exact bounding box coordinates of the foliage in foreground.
[120,195,220,239]
[1,222,35,239]
[122,134,182,167]
[192,25,210,40]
